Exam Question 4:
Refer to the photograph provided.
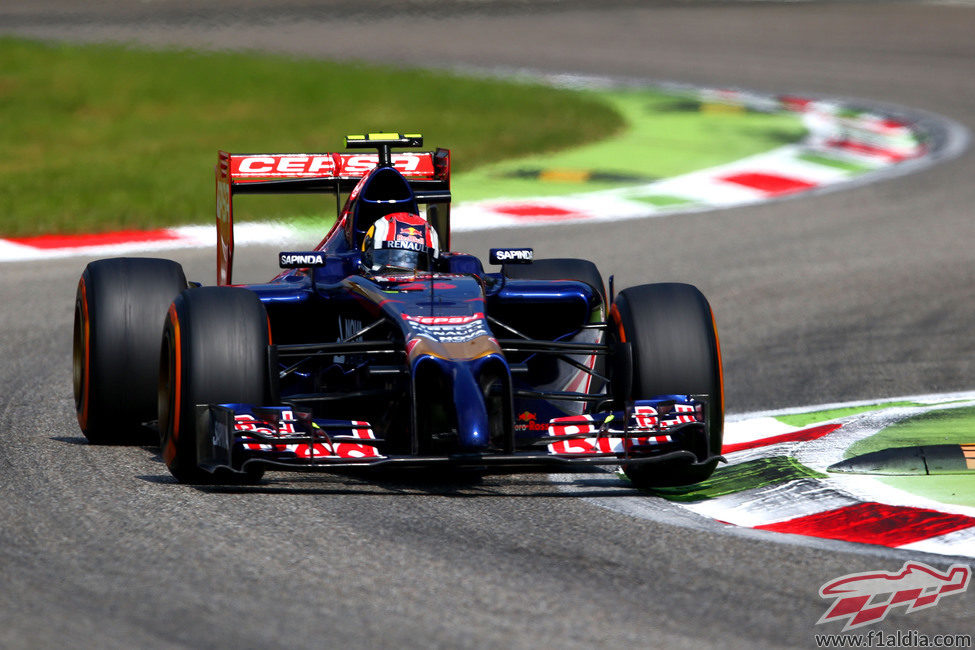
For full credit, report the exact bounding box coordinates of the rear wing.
[215,135,450,285]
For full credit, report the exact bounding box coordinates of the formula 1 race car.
[73,133,724,487]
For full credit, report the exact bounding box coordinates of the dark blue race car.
[73,133,724,487]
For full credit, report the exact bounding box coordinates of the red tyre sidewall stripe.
[609,303,625,343]
[711,306,725,416]
[163,303,182,465]
[78,276,91,430]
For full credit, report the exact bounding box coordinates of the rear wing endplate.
[215,144,450,285]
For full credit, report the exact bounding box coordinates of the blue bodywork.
[238,257,605,455]
[197,136,718,475]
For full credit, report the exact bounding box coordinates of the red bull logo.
[818,561,970,630]
[396,223,426,244]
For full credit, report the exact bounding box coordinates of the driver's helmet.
[361,212,440,272]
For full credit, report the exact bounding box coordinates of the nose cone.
[406,336,503,451]
[449,362,490,450]
[412,352,505,453]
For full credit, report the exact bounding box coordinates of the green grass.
[797,152,873,173]
[647,456,825,503]
[845,405,975,509]
[0,38,809,237]
[0,37,622,236]
[452,90,806,201]
[873,475,975,508]
[775,401,927,428]
[845,405,975,458]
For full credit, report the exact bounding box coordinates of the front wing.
[197,398,722,475]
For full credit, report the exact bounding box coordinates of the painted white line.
[724,417,799,445]
[0,239,43,261]
[0,222,301,262]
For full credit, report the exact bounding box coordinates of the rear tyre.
[158,287,270,484]
[611,283,723,487]
[502,257,606,307]
[73,257,187,444]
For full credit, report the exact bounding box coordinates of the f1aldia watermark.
[813,561,973,647]
[817,561,970,631]
[814,630,972,648]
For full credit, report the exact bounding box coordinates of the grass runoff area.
[0,37,805,237]
[454,90,804,201]
[774,400,975,507]
[845,405,975,508]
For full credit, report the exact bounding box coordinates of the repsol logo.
[279,252,325,267]
[402,312,484,325]
[489,248,534,264]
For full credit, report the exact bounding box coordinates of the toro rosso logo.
[817,561,970,630]
[515,411,548,432]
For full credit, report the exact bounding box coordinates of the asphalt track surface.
[2,2,974,648]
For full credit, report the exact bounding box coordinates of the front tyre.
[158,286,271,484]
[73,257,187,444]
[611,282,723,487]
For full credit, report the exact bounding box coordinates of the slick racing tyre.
[611,283,723,487]
[502,258,606,308]
[74,257,187,444]
[158,286,270,484]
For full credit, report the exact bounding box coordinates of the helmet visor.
[372,248,431,272]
